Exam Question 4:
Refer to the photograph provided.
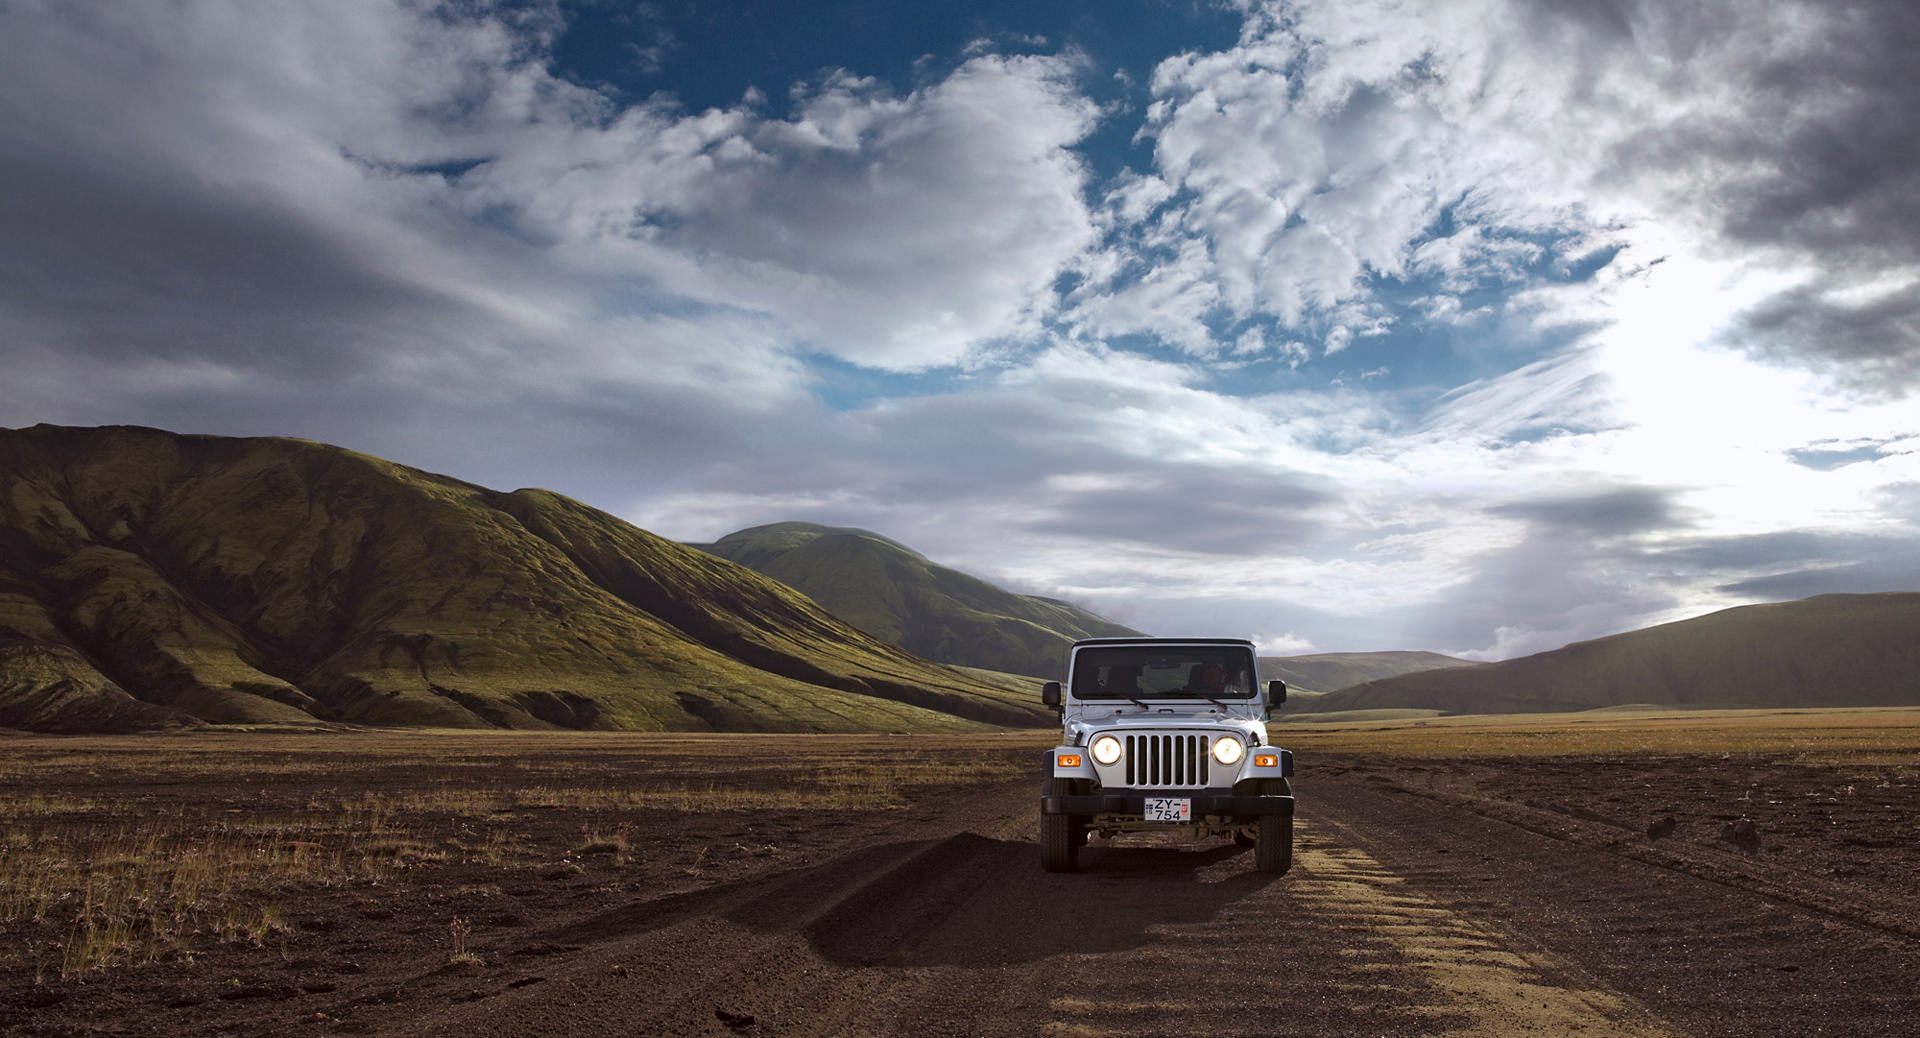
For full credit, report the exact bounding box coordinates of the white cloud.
[1071,0,1920,389]
[457,55,1103,371]
[2,1,1104,399]
[1067,234,1223,355]
[1072,0,1608,354]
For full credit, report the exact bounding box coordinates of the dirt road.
[319,759,1919,1038]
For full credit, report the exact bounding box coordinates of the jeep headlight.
[1211,736,1244,766]
[1091,735,1123,766]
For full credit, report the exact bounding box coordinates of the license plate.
[1143,797,1191,822]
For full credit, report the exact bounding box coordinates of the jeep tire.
[1255,811,1292,874]
[1041,778,1084,872]
[1254,778,1293,874]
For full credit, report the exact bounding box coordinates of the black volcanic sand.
[2,733,1917,1037]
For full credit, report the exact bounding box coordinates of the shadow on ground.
[549,831,1280,969]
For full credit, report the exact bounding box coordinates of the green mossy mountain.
[694,522,1142,679]
[0,425,1050,733]
[1298,593,1920,714]
[1260,651,1479,698]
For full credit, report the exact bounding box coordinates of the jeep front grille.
[1125,734,1209,787]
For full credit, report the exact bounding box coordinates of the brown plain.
[3,708,1918,1036]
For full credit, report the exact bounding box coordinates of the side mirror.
[1041,681,1062,710]
[1266,679,1286,719]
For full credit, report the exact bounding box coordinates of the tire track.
[1308,765,1920,1037]
[1292,818,1680,1037]
[991,821,1678,1038]
[1366,773,1920,940]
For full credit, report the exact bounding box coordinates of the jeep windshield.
[1071,646,1258,700]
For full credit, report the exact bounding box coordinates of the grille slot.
[1124,734,1210,787]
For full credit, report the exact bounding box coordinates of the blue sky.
[4,0,1920,659]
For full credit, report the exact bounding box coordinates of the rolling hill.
[1260,651,1479,698]
[0,425,1051,733]
[1299,593,1920,714]
[694,522,1142,679]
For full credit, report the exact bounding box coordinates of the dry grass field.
[3,709,1917,1036]
[1290,707,1920,932]
[0,731,1040,985]
[1279,704,1920,760]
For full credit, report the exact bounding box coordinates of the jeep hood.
[1066,711,1267,746]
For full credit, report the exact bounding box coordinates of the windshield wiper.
[1167,690,1240,709]
[1124,694,1232,710]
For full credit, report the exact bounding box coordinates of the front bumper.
[1041,792,1295,818]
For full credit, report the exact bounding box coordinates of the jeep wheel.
[1255,778,1293,874]
[1041,778,1083,873]
[1255,811,1292,874]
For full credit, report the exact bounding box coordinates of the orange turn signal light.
[1057,754,1083,768]
[1254,753,1279,768]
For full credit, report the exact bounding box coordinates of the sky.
[4,0,1919,661]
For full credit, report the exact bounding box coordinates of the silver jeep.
[1039,638,1294,874]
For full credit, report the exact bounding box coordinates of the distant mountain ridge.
[1260,651,1478,698]
[1300,593,1920,714]
[695,522,1142,679]
[17,427,1904,733]
[0,425,1047,732]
